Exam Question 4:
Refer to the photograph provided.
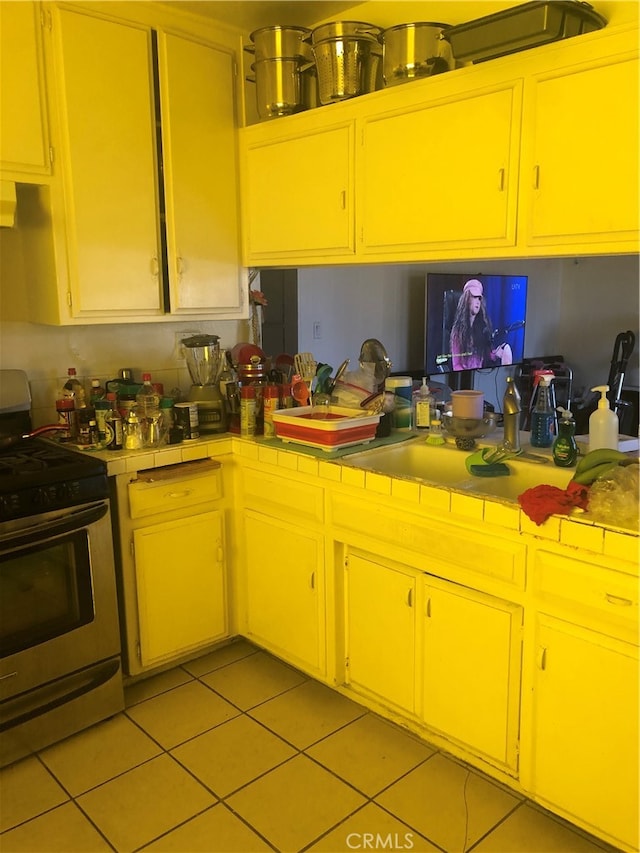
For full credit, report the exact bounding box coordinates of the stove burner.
[0,445,85,476]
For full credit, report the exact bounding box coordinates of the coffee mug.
[451,390,484,419]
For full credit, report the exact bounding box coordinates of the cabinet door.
[422,579,522,770]
[0,1,50,176]
[345,552,416,715]
[360,82,521,254]
[134,509,226,667]
[532,615,639,850]
[243,123,354,259]
[159,32,244,316]
[244,510,325,675]
[52,7,162,317]
[522,52,639,249]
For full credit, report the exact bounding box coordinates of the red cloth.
[518,481,590,526]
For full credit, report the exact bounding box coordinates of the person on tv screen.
[450,279,512,370]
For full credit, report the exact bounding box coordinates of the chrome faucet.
[502,376,521,451]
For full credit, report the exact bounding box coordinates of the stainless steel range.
[0,370,124,767]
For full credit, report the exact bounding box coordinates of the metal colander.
[312,36,382,104]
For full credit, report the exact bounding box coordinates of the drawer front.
[128,462,223,519]
[535,549,639,633]
[242,466,324,525]
[331,492,526,589]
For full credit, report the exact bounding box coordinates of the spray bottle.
[588,385,619,451]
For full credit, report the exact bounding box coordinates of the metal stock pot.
[245,25,312,61]
[381,22,453,86]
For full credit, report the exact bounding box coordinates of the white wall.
[297,255,639,411]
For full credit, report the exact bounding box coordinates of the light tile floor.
[0,640,620,853]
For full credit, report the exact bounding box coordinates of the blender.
[181,335,227,434]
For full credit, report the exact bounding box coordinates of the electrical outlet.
[313,321,322,340]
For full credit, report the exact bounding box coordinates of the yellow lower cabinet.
[134,509,226,667]
[345,552,417,715]
[243,509,325,676]
[422,578,523,771]
[531,614,639,851]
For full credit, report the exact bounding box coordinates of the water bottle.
[136,373,161,446]
[530,375,554,448]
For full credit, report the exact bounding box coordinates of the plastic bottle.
[588,385,619,451]
[104,393,123,450]
[136,373,162,446]
[89,378,106,406]
[553,407,578,467]
[136,374,160,418]
[240,385,256,437]
[530,374,554,448]
[412,377,434,432]
[62,368,86,408]
[262,384,280,438]
[55,398,75,441]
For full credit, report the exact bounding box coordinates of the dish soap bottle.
[552,407,578,467]
[412,377,434,432]
[530,374,554,448]
[588,385,619,451]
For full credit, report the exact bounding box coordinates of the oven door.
[0,500,122,703]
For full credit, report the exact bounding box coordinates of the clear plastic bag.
[586,463,639,531]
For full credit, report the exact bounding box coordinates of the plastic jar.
[385,376,413,429]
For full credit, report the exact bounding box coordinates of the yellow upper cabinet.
[241,118,355,261]
[157,31,245,316]
[51,6,162,318]
[26,3,246,324]
[520,48,639,250]
[239,21,639,266]
[359,81,521,255]
[0,1,51,177]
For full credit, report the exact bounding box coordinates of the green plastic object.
[469,463,511,477]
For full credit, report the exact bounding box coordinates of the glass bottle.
[530,375,554,448]
[104,393,123,450]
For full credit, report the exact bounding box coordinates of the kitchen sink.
[342,436,574,501]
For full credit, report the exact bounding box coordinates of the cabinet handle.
[406,588,413,607]
[532,165,540,190]
[425,598,431,618]
[310,571,315,590]
[0,671,17,682]
[537,646,547,671]
[340,190,346,210]
[217,546,224,563]
[176,256,184,278]
[165,489,193,499]
[497,168,505,191]
[150,256,159,277]
[605,593,633,607]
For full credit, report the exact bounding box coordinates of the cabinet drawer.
[535,550,639,632]
[128,460,222,519]
[242,466,324,524]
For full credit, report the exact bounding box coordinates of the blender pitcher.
[181,335,227,434]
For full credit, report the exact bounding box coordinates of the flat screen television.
[425,273,528,375]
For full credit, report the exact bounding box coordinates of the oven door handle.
[0,502,109,553]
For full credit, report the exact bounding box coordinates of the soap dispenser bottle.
[412,377,434,432]
[588,385,619,451]
[553,407,578,467]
